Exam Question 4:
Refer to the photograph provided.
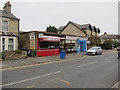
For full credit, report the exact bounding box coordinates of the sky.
[0,0,119,35]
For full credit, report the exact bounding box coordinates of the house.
[0,2,20,52]
[96,28,100,36]
[80,24,92,37]
[58,21,86,37]
[91,26,96,36]
[58,21,100,37]
[100,32,120,43]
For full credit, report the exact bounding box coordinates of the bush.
[15,49,22,54]
[2,50,22,59]
[2,50,11,59]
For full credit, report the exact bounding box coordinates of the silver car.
[87,46,102,55]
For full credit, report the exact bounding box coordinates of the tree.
[46,26,58,33]
[100,39,114,49]
[88,36,101,46]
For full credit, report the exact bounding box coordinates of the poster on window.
[30,32,35,49]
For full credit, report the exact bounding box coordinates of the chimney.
[104,32,107,35]
[3,1,11,13]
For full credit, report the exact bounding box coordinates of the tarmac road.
[1,51,119,88]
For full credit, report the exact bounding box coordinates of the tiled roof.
[91,26,97,32]
[58,21,100,34]
[0,10,19,20]
[58,26,65,31]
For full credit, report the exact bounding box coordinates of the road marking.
[56,78,71,84]
[0,71,61,88]
[1,56,86,71]
[26,85,35,88]
[104,57,115,61]
[77,61,98,67]
[46,78,56,83]
[106,61,112,63]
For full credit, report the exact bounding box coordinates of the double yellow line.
[1,56,86,71]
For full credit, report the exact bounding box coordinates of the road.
[1,51,119,88]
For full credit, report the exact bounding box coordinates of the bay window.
[8,38,14,50]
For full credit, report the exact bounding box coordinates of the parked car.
[87,46,102,55]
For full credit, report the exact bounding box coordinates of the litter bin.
[60,51,66,59]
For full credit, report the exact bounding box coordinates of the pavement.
[1,49,119,88]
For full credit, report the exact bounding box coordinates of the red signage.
[39,35,60,42]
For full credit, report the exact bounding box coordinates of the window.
[2,20,8,31]
[8,38,14,50]
[2,38,5,51]
[39,41,59,49]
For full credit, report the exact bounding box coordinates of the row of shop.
[20,31,88,57]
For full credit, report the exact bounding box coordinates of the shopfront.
[37,33,60,56]
[77,37,87,52]
[65,36,77,53]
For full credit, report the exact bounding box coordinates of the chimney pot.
[3,1,11,13]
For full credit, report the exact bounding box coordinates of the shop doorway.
[77,40,86,52]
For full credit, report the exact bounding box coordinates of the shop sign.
[77,37,88,41]
[65,40,70,43]
[87,41,90,44]
[71,40,76,43]
[66,36,77,40]
[40,35,60,41]
[38,33,43,38]
[42,38,60,41]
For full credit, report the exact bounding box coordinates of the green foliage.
[2,50,11,59]
[2,50,22,59]
[15,49,22,54]
[113,41,120,48]
[46,25,58,33]
[88,36,101,46]
[100,39,114,49]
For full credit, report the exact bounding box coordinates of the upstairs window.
[2,20,8,31]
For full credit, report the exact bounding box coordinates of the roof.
[96,28,101,33]
[91,26,97,32]
[20,30,86,37]
[100,34,120,39]
[58,21,100,34]
[58,26,65,31]
[58,21,84,34]
[0,10,19,20]
[80,24,92,30]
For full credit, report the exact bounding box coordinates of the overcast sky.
[0,0,119,35]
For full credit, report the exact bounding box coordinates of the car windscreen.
[89,47,98,50]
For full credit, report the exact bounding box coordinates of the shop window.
[2,20,8,31]
[2,38,5,51]
[8,38,14,50]
[39,41,58,49]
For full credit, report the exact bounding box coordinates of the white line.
[0,71,61,88]
[104,57,115,61]
[77,61,98,67]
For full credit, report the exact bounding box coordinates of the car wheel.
[95,52,97,55]
[100,51,102,55]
